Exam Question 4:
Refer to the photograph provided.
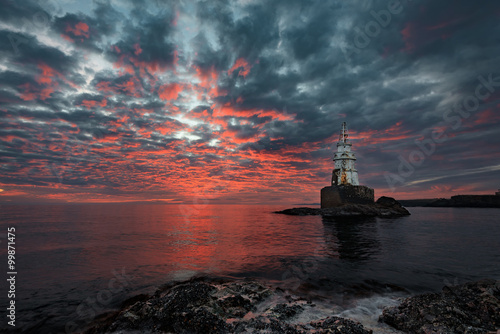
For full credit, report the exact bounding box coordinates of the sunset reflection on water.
[1,204,499,332]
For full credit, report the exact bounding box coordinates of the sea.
[0,204,499,333]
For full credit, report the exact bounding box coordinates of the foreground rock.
[275,197,410,217]
[84,277,372,334]
[380,279,500,334]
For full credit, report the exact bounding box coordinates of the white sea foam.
[334,294,405,333]
[281,292,406,333]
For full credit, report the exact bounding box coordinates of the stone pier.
[321,184,374,208]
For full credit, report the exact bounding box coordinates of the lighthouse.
[332,122,359,186]
[321,122,374,208]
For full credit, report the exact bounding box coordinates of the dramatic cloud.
[1,0,500,203]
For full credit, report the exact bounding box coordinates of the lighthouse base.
[321,185,374,208]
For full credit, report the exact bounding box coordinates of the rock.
[375,196,411,216]
[275,197,410,217]
[275,207,323,216]
[379,279,500,334]
[85,277,372,334]
[309,316,373,334]
[269,303,304,320]
[375,196,399,207]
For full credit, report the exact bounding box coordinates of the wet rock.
[379,279,500,334]
[219,294,253,317]
[269,303,303,320]
[275,207,323,216]
[309,316,374,334]
[85,277,372,334]
[275,197,410,218]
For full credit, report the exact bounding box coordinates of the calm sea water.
[0,204,499,333]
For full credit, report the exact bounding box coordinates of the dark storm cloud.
[53,13,102,52]
[191,0,356,145]
[50,0,125,52]
[0,0,51,27]
[237,0,497,136]
[103,1,178,71]
[1,0,500,202]
[195,0,499,194]
[72,93,107,106]
[0,30,78,76]
[0,70,39,105]
[394,1,500,58]
[190,32,230,72]
[91,1,126,37]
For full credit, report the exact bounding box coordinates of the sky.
[0,0,500,204]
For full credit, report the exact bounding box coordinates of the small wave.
[335,294,406,333]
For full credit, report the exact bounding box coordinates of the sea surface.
[0,204,499,333]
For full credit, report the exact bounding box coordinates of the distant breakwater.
[275,196,411,218]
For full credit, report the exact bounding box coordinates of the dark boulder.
[375,196,400,207]
[375,196,411,216]
[380,279,500,334]
[275,207,323,216]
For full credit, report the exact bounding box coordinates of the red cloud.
[350,121,413,146]
[97,77,142,97]
[401,22,416,53]
[18,63,77,101]
[80,99,107,109]
[61,34,74,43]
[473,108,500,126]
[119,77,142,97]
[65,22,89,38]
[134,43,143,55]
[158,83,183,101]
[193,65,222,98]
[18,83,53,101]
[228,58,252,77]
[62,22,90,43]
[113,55,135,75]
[213,104,295,121]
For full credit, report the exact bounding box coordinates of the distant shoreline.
[399,194,500,208]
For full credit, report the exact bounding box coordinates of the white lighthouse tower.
[321,121,373,208]
[332,122,359,186]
